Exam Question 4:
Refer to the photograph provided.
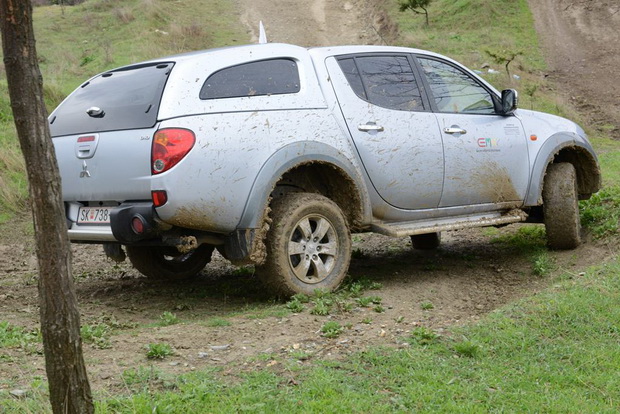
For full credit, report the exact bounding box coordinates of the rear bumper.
[65,202,257,264]
[66,202,158,244]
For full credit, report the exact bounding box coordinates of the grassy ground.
[1,0,619,412]
[99,259,620,412]
[2,255,618,412]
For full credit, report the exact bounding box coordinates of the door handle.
[358,124,385,132]
[443,127,467,135]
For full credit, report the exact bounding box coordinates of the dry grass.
[90,0,120,12]
[114,8,135,24]
[141,0,168,24]
[80,12,99,28]
[167,22,210,53]
[0,147,27,215]
[181,23,203,39]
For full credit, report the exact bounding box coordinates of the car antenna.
[258,21,267,44]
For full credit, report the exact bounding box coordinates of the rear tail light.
[151,128,195,174]
[152,190,168,207]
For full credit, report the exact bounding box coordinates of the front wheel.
[543,162,581,250]
[126,244,214,280]
[257,193,352,296]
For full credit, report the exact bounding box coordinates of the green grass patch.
[206,317,232,327]
[242,305,290,320]
[281,280,385,317]
[158,311,180,327]
[81,324,112,349]
[285,298,305,313]
[310,298,333,316]
[320,321,344,339]
[579,134,620,238]
[146,343,173,359]
[490,225,547,254]
[580,186,620,238]
[409,326,440,346]
[121,366,178,393]
[0,321,40,349]
[531,251,555,276]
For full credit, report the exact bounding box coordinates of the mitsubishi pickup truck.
[50,43,601,296]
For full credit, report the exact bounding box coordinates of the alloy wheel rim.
[287,214,338,284]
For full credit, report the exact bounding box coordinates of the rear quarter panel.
[153,109,361,232]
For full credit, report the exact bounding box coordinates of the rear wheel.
[126,244,214,280]
[257,193,352,297]
[543,162,581,250]
[411,232,441,250]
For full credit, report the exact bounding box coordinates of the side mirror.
[500,89,518,115]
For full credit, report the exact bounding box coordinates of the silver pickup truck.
[50,43,600,296]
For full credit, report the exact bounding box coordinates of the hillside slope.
[1,0,619,403]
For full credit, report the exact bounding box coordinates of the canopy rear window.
[49,63,173,137]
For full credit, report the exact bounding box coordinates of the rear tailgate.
[49,62,174,240]
[53,129,154,203]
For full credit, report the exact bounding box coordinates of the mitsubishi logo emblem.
[80,160,91,178]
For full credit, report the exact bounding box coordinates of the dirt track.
[528,0,620,133]
[237,0,383,46]
[1,0,619,393]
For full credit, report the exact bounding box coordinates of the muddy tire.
[126,244,214,280]
[543,162,581,250]
[257,193,352,297]
[411,232,441,250]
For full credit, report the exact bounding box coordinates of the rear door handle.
[443,127,467,135]
[358,124,385,132]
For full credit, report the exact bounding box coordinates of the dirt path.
[1,0,619,395]
[528,0,620,133]
[237,0,383,46]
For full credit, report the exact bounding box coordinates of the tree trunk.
[0,0,94,412]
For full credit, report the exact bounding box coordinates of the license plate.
[77,207,112,224]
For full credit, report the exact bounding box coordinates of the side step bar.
[371,210,528,238]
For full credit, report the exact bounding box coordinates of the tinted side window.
[338,58,367,100]
[418,58,495,114]
[337,56,424,111]
[200,59,300,100]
